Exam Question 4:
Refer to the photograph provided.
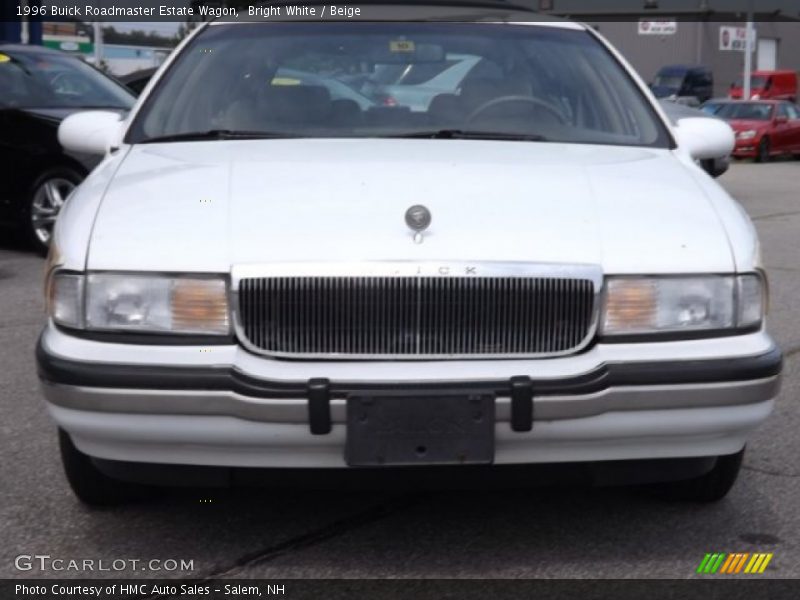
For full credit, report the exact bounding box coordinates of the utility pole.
[20,0,30,43]
[93,21,103,69]
[743,0,755,99]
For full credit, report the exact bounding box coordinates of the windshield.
[700,102,727,115]
[128,22,668,147]
[0,52,134,110]
[653,74,684,90]
[715,102,773,121]
[734,75,768,89]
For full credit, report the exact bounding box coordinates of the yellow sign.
[390,40,415,53]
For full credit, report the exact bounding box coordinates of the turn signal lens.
[737,274,764,328]
[603,279,658,332]
[47,272,84,329]
[171,279,229,334]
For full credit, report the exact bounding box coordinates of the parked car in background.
[650,65,714,104]
[714,100,800,162]
[700,98,732,116]
[730,70,798,102]
[121,65,375,110]
[659,99,731,177]
[361,52,483,111]
[0,44,135,253]
[271,68,376,111]
[119,67,157,96]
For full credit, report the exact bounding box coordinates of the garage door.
[757,39,777,71]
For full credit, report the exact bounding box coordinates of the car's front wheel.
[59,429,156,507]
[651,447,744,503]
[24,168,81,255]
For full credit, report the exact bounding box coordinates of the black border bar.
[3,578,800,600]
[6,0,800,23]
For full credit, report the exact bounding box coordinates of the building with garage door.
[587,20,800,98]
[534,0,800,99]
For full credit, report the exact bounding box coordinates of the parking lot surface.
[2,161,799,579]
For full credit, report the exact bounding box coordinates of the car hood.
[87,140,735,274]
[17,107,81,123]
[727,119,771,132]
[18,107,127,123]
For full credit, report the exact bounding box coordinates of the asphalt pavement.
[2,160,799,580]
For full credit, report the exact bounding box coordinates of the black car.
[651,65,714,104]
[120,67,157,96]
[0,44,135,253]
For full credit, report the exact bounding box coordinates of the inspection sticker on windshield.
[390,40,416,53]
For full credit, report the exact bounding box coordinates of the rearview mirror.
[673,117,735,161]
[58,110,124,155]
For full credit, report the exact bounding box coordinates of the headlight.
[602,274,764,338]
[47,272,230,335]
[48,272,84,330]
[737,130,757,140]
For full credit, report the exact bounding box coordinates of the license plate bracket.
[346,394,495,467]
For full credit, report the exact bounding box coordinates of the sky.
[113,22,181,35]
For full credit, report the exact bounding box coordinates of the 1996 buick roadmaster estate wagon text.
[38,7,782,505]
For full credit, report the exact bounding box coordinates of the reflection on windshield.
[129,22,668,148]
[734,76,768,89]
[653,75,684,90]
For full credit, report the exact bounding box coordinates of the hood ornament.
[405,205,432,244]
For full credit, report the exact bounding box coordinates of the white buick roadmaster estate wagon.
[39,6,782,505]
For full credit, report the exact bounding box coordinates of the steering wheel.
[466,95,566,126]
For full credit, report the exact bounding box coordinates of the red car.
[714,100,800,162]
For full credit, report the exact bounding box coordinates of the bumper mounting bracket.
[510,376,534,432]
[308,378,332,435]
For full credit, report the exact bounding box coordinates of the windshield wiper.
[139,129,302,144]
[386,129,549,142]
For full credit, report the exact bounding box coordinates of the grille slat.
[238,276,595,358]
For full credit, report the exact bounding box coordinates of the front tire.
[651,447,744,503]
[755,137,771,163]
[59,429,156,507]
[23,168,82,255]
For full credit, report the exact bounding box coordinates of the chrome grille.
[236,273,597,359]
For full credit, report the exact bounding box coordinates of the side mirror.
[775,115,789,124]
[674,117,735,161]
[58,110,124,155]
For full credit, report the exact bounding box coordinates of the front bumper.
[37,325,782,468]
[733,141,760,157]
